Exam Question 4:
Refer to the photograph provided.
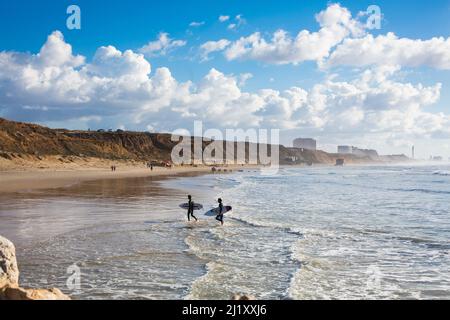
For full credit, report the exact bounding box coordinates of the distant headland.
[0,117,410,171]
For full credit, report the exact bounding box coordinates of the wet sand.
[0,166,223,193]
[0,168,220,300]
[0,160,260,193]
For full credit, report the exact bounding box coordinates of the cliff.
[0,117,175,161]
[0,118,409,167]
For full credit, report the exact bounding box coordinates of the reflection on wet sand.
[0,172,208,248]
[0,172,215,299]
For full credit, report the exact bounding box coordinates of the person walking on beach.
[187,195,198,222]
[216,198,224,226]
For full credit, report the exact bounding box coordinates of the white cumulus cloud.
[200,39,231,61]
[210,4,364,65]
[202,3,450,72]
[219,15,230,22]
[139,32,186,57]
[324,32,450,70]
[0,30,449,150]
[189,21,205,27]
[227,14,246,31]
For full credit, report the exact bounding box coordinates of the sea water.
[0,166,449,300]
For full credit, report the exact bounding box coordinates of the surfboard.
[204,206,232,216]
[179,203,203,210]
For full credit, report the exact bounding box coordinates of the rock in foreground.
[1,287,70,300]
[231,294,256,300]
[0,235,70,300]
[0,236,19,288]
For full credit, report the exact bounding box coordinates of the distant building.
[293,138,317,151]
[338,146,353,154]
[335,159,345,166]
[284,156,299,163]
[337,146,378,159]
[352,147,379,159]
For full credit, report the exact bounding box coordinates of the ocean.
[0,165,449,300]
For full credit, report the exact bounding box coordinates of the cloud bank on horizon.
[0,3,450,156]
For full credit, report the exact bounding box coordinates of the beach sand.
[0,167,226,193]
[0,155,252,193]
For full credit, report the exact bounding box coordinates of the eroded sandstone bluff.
[0,117,409,166]
[0,235,70,300]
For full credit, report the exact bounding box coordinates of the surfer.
[216,198,224,225]
[187,195,198,222]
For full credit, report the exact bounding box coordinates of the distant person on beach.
[216,198,224,226]
[187,195,198,222]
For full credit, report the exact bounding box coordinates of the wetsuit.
[216,202,224,225]
[188,199,198,221]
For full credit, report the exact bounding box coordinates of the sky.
[1,0,450,158]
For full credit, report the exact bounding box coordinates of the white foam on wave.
[185,166,450,300]
[433,171,450,176]
[183,215,303,299]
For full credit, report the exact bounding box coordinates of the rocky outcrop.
[0,236,19,289]
[0,287,70,301]
[0,117,175,162]
[0,235,70,300]
[231,294,256,300]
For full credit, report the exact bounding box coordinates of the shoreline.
[1,160,440,194]
[0,166,241,194]
[1,163,449,300]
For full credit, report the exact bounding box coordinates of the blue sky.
[2,0,450,88]
[1,0,450,157]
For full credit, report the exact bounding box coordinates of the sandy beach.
[0,166,228,194]
[1,161,449,300]
[0,153,255,193]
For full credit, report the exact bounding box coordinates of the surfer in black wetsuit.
[187,195,198,222]
[216,198,224,226]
